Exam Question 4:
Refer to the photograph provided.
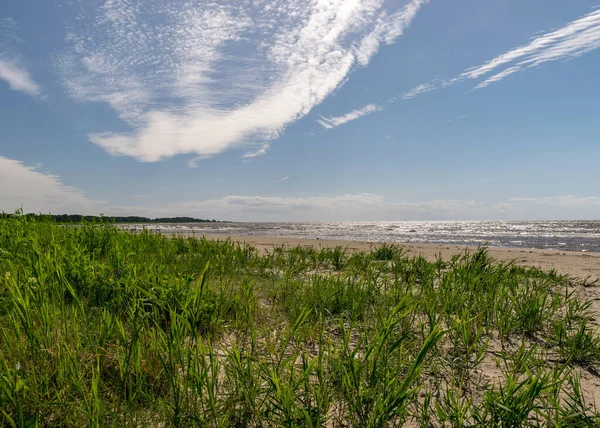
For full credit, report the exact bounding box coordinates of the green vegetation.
[0,213,218,223]
[1,214,599,426]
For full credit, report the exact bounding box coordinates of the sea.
[120,220,600,253]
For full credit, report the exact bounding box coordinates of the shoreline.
[190,233,600,283]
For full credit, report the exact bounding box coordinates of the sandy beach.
[196,234,600,283]
[193,232,600,408]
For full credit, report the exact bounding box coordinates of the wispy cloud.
[401,81,443,100]
[403,8,600,98]
[242,142,270,159]
[0,156,100,214]
[317,103,381,129]
[0,56,41,97]
[0,18,41,97]
[55,0,428,162]
[276,176,290,183]
[438,115,467,127]
[0,18,23,43]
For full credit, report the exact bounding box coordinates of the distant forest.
[0,213,218,223]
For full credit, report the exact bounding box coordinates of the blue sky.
[1,0,600,221]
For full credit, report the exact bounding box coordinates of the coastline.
[192,233,600,283]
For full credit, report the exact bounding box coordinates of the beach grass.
[1,214,599,426]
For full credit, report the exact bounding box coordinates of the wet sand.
[193,234,600,283]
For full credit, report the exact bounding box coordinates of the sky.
[1,0,600,221]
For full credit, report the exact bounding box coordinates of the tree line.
[0,212,219,223]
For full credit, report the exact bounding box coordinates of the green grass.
[1,214,599,426]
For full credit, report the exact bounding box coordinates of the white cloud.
[1,158,596,221]
[355,0,428,65]
[0,18,41,97]
[0,56,41,97]
[242,142,271,159]
[153,194,600,222]
[173,193,386,221]
[317,103,381,129]
[509,195,600,209]
[0,156,100,214]
[56,0,428,162]
[403,8,600,97]
[276,176,290,183]
[401,80,445,100]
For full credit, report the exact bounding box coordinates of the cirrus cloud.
[56,0,428,162]
[0,56,41,97]
[403,8,600,98]
[317,103,381,129]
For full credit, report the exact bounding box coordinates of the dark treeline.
[0,212,218,223]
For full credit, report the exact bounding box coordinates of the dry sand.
[196,234,600,283]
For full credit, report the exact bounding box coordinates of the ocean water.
[120,221,600,253]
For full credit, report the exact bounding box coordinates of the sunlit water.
[120,221,600,253]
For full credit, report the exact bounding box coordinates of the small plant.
[371,243,402,261]
[445,310,489,381]
[339,302,446,426]
[553,373,600,425]
[511,281,553,335]
[321,246,347,270]
[282,275,376,322]
[477,368,562,427]
[552,319,600,366]
[434,383,475,427]
[499,341,543,376]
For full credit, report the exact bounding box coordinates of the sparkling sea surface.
[120,221,600,253]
